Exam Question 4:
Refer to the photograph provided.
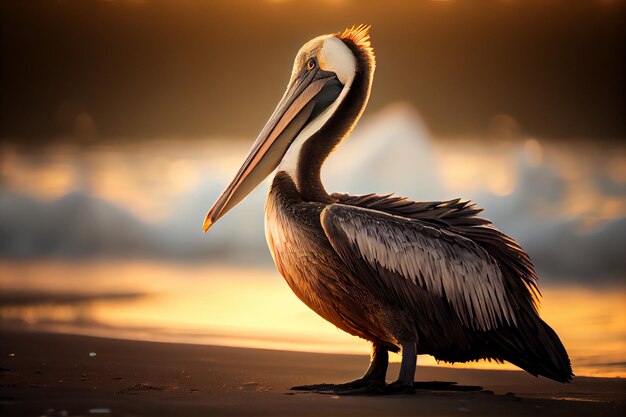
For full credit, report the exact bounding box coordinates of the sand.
[0,329,624,417]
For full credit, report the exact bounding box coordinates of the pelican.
[203,25,573,394]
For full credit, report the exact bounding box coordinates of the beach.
[1,329,624,417]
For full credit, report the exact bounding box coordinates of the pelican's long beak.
[203,66,342,232]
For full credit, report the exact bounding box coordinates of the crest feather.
[338,24,372,50]
[337,24,375,69]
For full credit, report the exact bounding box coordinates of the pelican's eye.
[306,58,316,71]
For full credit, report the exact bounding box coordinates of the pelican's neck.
[277,43,374,203]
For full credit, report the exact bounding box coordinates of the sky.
[1,0,624,143]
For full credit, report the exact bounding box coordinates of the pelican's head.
[203,25,375,232]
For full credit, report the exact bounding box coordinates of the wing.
[331,193,540,313]
[321,203,517,332]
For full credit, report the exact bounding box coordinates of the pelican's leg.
[360,342,389,383]
[383,341,417,394]
[291,343,388,392]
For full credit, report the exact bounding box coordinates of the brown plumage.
[205,25,573,393]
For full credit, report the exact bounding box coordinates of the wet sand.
[0,329,624,416]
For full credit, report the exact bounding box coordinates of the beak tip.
[202,215,213,234]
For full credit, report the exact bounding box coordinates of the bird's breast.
[263,173,360,328]
[264,185,331,306]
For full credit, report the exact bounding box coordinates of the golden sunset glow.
[0,1,623,414]
[1,260,623,377]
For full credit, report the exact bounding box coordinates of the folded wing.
[321,203,517,332]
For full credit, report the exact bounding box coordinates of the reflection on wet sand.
[0,261,623,378]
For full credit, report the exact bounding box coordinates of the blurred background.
[1,0,624,377]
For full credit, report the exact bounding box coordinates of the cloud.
[0,104,624,284]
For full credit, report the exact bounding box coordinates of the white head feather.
[279,26,374,188]
[279,36,357,181]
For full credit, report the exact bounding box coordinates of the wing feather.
[321,203,516,331]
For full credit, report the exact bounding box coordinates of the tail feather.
[493,315,573,383]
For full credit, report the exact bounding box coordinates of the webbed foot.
[291,379,416,396]
[381,380,415,395]
[291,377,376,392]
